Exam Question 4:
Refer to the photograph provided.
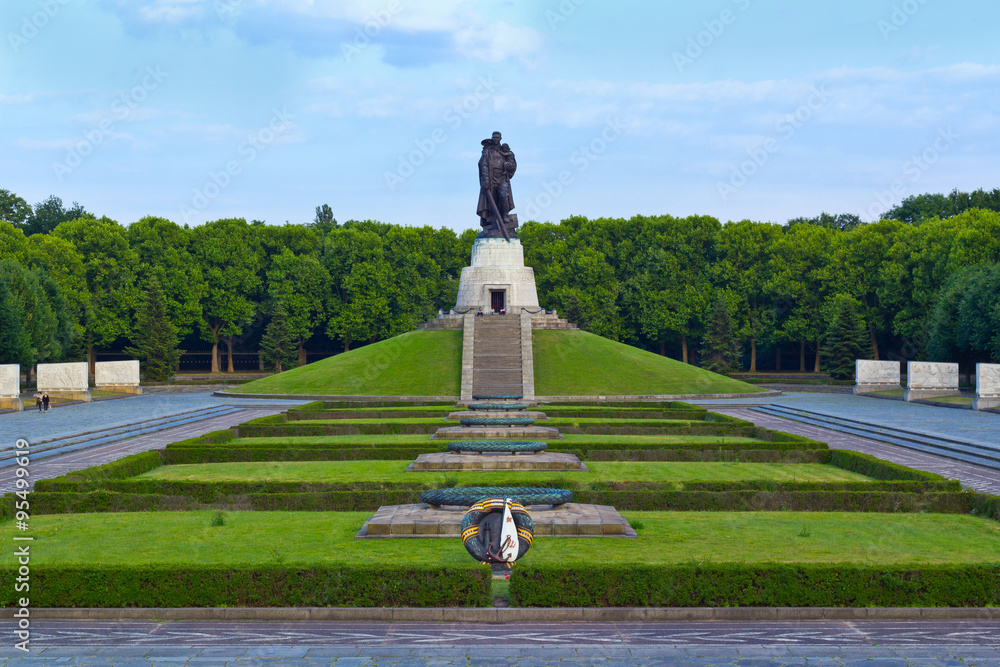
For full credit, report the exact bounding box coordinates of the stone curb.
[5,607,999,621]
[214,392,461,401]
[213,392,780,402]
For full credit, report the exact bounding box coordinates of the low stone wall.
[854,360,902,394]
[95,360,142,395]
[905,361,959,402]
[974,363,1000,411]
[36,361,91,402]
[0,364,22,412]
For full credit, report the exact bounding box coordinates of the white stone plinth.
[974,363,1000,411]
[455,238,540,311]
[0,365,22,412]
[96,360,140,389]
[37,361,91,402]
[854,360,902,394]
[905,361,960,402]
[0,364,19,398]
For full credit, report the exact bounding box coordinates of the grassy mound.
[232,330,462,396]
[534,330,763,396]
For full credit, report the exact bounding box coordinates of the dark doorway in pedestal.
[490,290,506,313]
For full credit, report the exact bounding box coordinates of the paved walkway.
[2,393,307,447]
[691,392,1000,448]
[4,620,1000,664]
[715,406,1000,495]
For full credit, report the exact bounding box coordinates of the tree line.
[1,187,999,381]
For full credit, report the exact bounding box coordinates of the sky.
[1,0,999,232]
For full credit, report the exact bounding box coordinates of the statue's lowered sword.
[485,188,511,242]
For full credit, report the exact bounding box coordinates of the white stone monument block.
[455,238,540,312]
[95,360,140,387]
[974,363,1000,411]
[854,360,902,394]
[37,361,91,402]
[905,361,960,402]
[0,364,22,412]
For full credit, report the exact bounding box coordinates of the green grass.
[870,389,905,398]
[533,330,764,396]
[225,434,768,447]
[135,461,871,484]
[924,396,974,406]
[5,511,998,567]
[231,330,462,396]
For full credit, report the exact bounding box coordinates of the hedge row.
[288,409,453,421]
[584,449,829,463]
[163,446,436,464]
[539,410,711,420]
[235,423,440,437]
[540,401,705,409]
[509,563,1000,607]
[35,476,954,497]
[26,489,986,515]
[0,565,490,608]
[291,400,454,410]
[54,450,163,482]
[829,450,948,482]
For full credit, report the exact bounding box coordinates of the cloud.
[454,21,543,63]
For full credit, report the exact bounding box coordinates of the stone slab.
[0,397,23,412]
[906,361,960,402]
[976,363,1000,399]
[358,503,636,538]
[455,238,539,310]
[854,359,902,394]
[406,451,586,471]
[0,364,19,398]
[37,361,88,392]
[447,410,547,420]
[433,425,562,439]
[95,360,140,387]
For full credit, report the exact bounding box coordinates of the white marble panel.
[37,362,88,392]
[907,362,959,390]
[469,238,526,267]
[95,360,140,387]
[855,360,900,386]
[0,365,19,397]
[977,363,1000,398]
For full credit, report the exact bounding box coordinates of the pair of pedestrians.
[34,391,50,412]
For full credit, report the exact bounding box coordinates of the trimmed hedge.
[0,565,490,608]
[288,409,452,421]
[27,489,981,515]
[510,563,1000,607]
[829,450,948,482]
[236,423,440,437]
[54,450,163,482]
[540,401,706,409]
[162,446,436,464]
[582,449,829,463]
[291,400,455,410]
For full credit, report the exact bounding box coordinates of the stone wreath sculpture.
[460,417,535,427]
[446,440,547,454]
[467,403,528,411]
[420,486,573,507]
[462,497,534,565]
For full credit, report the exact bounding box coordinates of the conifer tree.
[823,294,868,380]
[261,296,298,373]
[699,293,742,374]
[126,275,183,381]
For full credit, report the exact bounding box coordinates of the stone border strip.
[5,607,999,621]
[213,392,780,402]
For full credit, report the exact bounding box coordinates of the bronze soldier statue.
[477,131,518,239]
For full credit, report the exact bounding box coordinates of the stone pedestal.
[0,365,22,412]
[905,361,960,402]
[406,451,586,471]
[455,238,539,312]
[95,360,142,394]
[854,360,903,394]
[357,503,636,538]
[37,362,91,402]
[974,363,1000,411]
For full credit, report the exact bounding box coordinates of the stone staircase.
[472,315,524,397]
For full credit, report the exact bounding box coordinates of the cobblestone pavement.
[691,392,1000,448]
[0,408,285,493]
[1,392,306,446]
[714,406,1000,495]
[4,620,1000,664]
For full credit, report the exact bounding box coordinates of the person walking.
[42,392,50,412]
[35,391,42,413]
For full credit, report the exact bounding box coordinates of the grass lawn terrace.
[4,512,998,567]
[135,461,872,484]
